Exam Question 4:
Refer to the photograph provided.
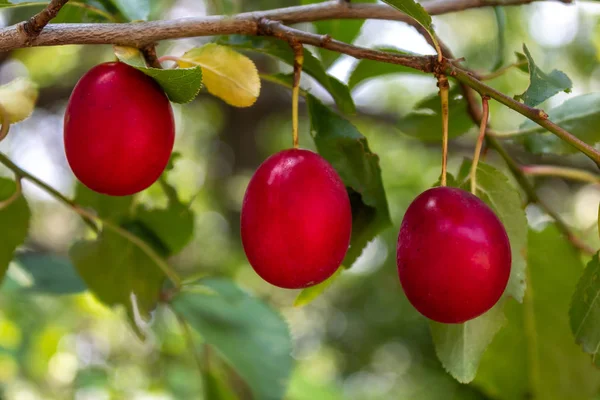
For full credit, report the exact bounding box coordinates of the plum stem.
[0,175,22,211]
[438,74,449,186]
[291,41,304,149]
[470,96,489,194]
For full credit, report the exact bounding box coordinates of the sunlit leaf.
[171,279,293,400]
[74,182,133,223]
[0,78,38,124]
[430,302,506,383]
[381,0,432,33]
[115,46,203,104]
[178,44,261,108]
[219,35,356,114]
[515,44,572,107]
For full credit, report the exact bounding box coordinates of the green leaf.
[171,279,293,400]
[0,0,45,8]
[430,302,506,383]
[109,0,150,21]
[381,0,432,32]
[457,160,527,302]
[135,182,194,256]
[570,253,600,365]
[114,46,203,104]
[515,52,529,73]
[9,253,86,295]
[0,178,30,284]
[474,226,600,400]
[218,35,355,114]
[492,7,506,71]
[203,366,239,400]
[69,230,165,324]
[301,0,376,68]
[520,93,600,155]
[294,266,343,307]
[307,95,391,268]
[515,44,572,107]
[348,46,426,89]
[75,182,133,222]
[397,87,475,142]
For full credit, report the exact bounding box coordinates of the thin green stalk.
[521,165,600,185]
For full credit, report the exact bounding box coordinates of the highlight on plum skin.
[396,186,511,324]
[240,148,353,289]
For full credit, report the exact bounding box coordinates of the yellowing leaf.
[178,44,260,107]
[0,78,38,124]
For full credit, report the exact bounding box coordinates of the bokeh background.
[0,0,599,399]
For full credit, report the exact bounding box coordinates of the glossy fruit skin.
[397,186,511,323]
[241,148,352,289]
[64,62,175,196]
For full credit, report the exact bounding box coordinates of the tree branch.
[18,0,69,42]
[0,0,569,52]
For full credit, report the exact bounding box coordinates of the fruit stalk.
[291,41,304,149]
[470,95,490,194]
[438,74,449,186]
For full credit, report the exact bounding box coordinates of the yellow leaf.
[0,78,38,124]
[113,45,146,68]
[178,44,260,107]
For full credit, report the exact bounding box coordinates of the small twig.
[438,74,450,186]
[19,0,69,43]
[470,96,490,194]
[521,165,600,185]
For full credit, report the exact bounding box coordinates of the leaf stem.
[521,165,600,185]
[470,96,489,194]
[438,74,450,186]
[480,61,527,81]
[291,42,304,149]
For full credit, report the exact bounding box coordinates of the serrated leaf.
[115,46,203,104]
[382,0,432,32]
[301,0,376,68]
[456,161,527,302]
[348,46,425,89]
[515,44,572,107]
[398,87,475,142]
[474,226,600,400]
[519,93,600,155]
[219,35,355,114]
[0,78,38,124]
[69,229,165,325]
[74,182,133,222]
[177,44,260,108]
[9,253,86,295]
[570,253,600,365]
[109,0,150,21]
[307,94,391,268]
[294,266,343,307]
[0,178,30,284]
[430,302,506,383]
[171,279,293,400]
